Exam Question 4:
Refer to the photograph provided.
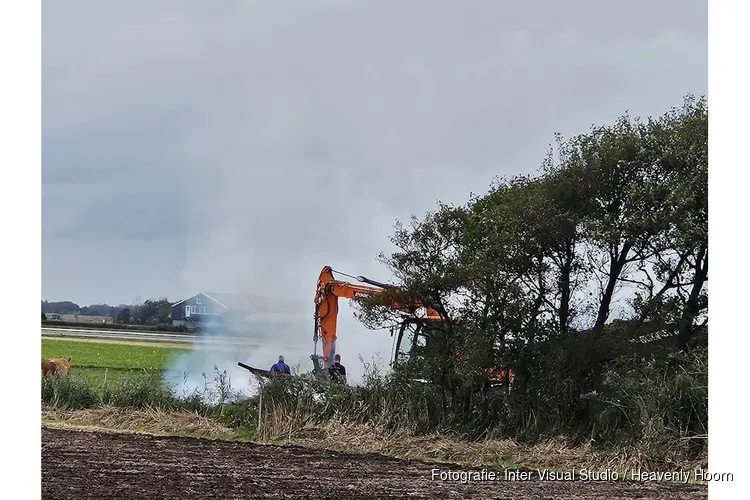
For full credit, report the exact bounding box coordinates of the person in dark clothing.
[328,354,346,383]
[270,355,291,374]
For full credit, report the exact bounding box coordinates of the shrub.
[589,346,707,457]
[42,375,100,409]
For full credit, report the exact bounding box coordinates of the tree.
[356,94,708,434]
[630,95,708,348]
[115,308,131,324]
[79,303,124,317]
[129,298,173,325]
[558,115,656,333]
[353,204,478,407]
[41,300,80,315]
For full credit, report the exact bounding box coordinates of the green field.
[41,337,187,386]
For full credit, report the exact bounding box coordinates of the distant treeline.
[42,300,107,315]
[42,298,174,326]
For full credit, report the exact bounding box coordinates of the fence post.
[257,382,264,441]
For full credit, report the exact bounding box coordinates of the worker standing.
[270,355,291,374]
[328,354,347,384]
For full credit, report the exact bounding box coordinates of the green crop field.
[41,337,187,386]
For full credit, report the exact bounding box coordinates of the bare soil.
[42,426,707,500]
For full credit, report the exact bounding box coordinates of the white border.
[0,0,42,495]
[0,1,740,496]
[709,0,748,497]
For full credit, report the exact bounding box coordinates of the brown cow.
[42,357,71,377]
[41,357,56,377]
[54,357,71,376]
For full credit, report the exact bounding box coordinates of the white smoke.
[162,307,315,403]
[161,298,395,403]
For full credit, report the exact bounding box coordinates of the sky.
[42,0,707,379]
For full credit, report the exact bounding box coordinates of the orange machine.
[311,266,512,390]
[312,265,441,373]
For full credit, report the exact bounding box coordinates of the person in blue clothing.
[270,355,291,374]
[328,354,347,384]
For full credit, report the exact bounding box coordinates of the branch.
[618,276,653,288]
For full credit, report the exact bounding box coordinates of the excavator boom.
[312,265,441,373]
[309,265,512,391]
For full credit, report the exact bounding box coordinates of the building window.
[196,298,203,305]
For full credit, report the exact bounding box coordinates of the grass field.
[41,337,187,387]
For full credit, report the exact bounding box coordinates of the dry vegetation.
[42,406,234,440]
[256,419,707,477]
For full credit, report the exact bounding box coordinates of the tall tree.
[635,95,708,347]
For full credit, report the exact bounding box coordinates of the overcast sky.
[42,0,706,373]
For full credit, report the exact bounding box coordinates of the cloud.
[42,0,707,382]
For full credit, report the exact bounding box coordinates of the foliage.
[42,297,175,326]
[115,308,131,324]
[41,300,82,315]
[351,94,708,447]
[79,303,125,317]
[254,350,707,457]
[589,346,707,457]
[41,347,707,464]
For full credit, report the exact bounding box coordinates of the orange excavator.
[238,265,511,390]
[310,265,442,376]
[309,266,512,390]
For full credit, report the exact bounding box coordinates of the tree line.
[41,298,174,325]
[353,95,707,451]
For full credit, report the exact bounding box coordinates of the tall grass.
[41,368,260,432]
[41,347,707,465]
[252,348,708,464]
[588,347,708,458]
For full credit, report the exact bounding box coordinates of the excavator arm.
[312,265,441,372]
[309,265,512,392]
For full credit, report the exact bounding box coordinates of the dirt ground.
[42,426,707,500]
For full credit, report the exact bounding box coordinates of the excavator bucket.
[237,360,329,382]
[237,362,290,379]
[309,354,330,380]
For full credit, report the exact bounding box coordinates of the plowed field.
[41,426,707,499]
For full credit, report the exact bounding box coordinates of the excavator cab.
[391,318,445,367]
[390,317,463,385]
[391,317,513,395]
